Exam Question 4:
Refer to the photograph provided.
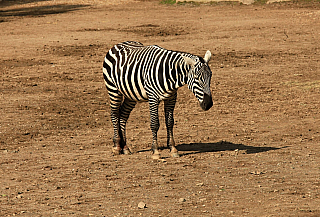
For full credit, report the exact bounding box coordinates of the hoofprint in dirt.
[1,0,320,216]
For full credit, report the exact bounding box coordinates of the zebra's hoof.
[123,148,132,155]
[112,147,121,155]
[171,152,180,158]
[152,154,161,160]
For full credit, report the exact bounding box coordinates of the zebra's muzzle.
[200,93,213,111]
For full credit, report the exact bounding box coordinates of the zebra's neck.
[174,52,193,89]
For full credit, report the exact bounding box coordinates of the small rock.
[179,198,186,202]
[138,202,146,209]
[196,183,204,186]
[199,198,206,202]
[215,153,222,158]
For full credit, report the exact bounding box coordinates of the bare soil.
[1,0,320,216]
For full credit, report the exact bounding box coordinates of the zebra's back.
[103,41,184,102]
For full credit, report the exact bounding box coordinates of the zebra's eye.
[194,69,200,77]
[195,65,204,77]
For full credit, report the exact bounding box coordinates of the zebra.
[103,41,213,159]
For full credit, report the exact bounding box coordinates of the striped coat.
[103,41,213,158]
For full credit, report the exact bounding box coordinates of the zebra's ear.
[204,50,211,63]
[182,56,196,67]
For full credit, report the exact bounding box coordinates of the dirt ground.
[1,0,320,216]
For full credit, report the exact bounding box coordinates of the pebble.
[138,202,146,209]
[199,198,206,202]
[215,153,222,158]
[179,198,186,202]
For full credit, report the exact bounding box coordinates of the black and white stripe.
[103,41,213,158]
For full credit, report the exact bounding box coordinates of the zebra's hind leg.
[108,92,123,155]
[149,99,161,159]
[103,80,123,155]
[119,98,137,155]
[164,93,179,158]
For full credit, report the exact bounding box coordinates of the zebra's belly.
[118,84,149,102]
[119,84,175,102]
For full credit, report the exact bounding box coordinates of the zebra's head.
[182,50,213,111]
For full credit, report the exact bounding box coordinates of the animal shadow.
[176,140,285,156]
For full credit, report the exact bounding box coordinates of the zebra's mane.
[119,41,206,66]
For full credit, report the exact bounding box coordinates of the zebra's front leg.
[119,98,137,155]
[164,93,179,158]
[149,99,161,159]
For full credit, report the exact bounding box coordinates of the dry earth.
[1,0,320,216]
